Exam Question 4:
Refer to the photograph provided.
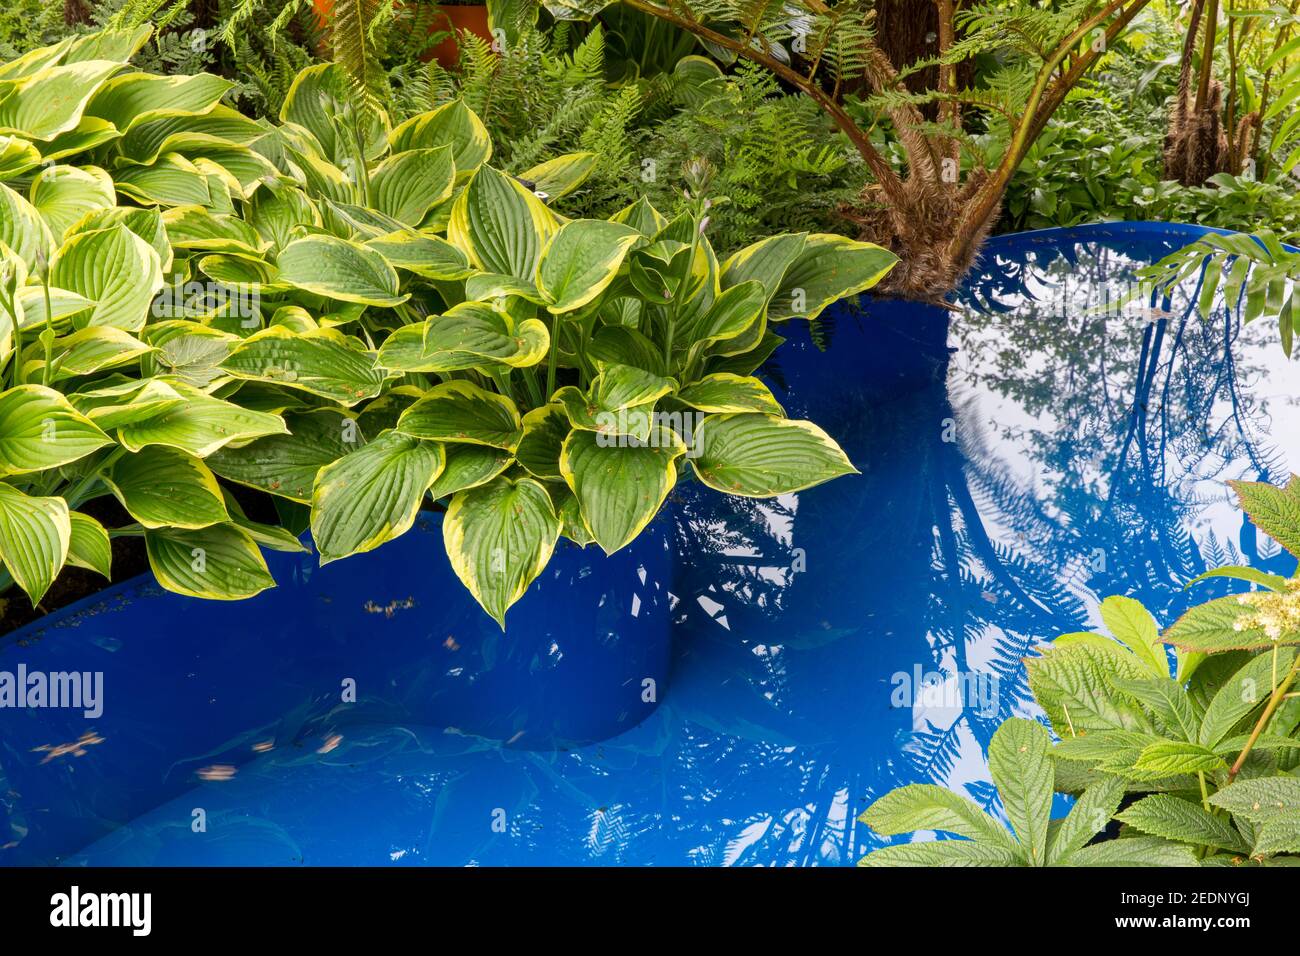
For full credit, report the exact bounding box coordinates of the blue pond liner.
[1,222,1296,866]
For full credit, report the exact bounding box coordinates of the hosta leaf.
[768,234,898,321]
[987,718,1054,865]
[277,235,407,306]
[50,222,163,332]
[311,430,444,563]
[66,509,111,578]
[859,783,1018,849]
[1116,794,1250,853]
[519,151,597,199]
[560,426,685,555]
[248,183,320,253]
[220,327,386,406]
[554,362,676,441]
[389,99,491,178]
[448,164,558,281]
[28,164,115,240]
[163,204,265,254]
[370,146,455,226]
[0,60,121,141]
[113,153,212,207]
[515,403,569,480]
[0,181,54,269]
[720,232,806,305]
[536,218,640,314]
[1099,595,1169,676]
[676,373,783,414]
[679,279,766,347]
[207,408,362,503]
[690,413,856,496]
[376,302,548,373]
[1208,776,1300,824]
[280,63,387,164]
[104,445,228,530]
[118,105,265,164]
[67,205,172,274]
[86,71,231,132]
[145,523,275,600]
[365,230,470,279]
[442,474,561,628]
[1200,648,1294,748]
[49,326,153,380]
[396,380,523,450]
[1164,595,1300,653]
[427,443,512,499]
[0,384,112,475]
[0,482,70,604]
[1063,836,1198,867]
[1047,775,1126,864]
[114,381,288,457]
[142,322,237,387]
[1229,478,1300,558]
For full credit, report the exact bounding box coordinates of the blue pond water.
[2,222,1297,866]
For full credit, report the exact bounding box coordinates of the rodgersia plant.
[0,28,895,627]
[859,478,1300,867]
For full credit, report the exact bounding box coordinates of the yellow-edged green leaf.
[104,445,228,529]
[396,380,523,450]
[145,522,274,600]
[50,222,163,331]
[442,474,560,628]
[376,301,548,373]
[536,218,640,314]
[690,412,857,496]
[277,234,407,306]
[311,430,444,563]
[220,326,386,406]
[0,384,111,475]
[0,482,70,604]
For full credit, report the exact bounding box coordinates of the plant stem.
[545,314,559,401]
[1228,651,1300,781]
[40,271,54,387]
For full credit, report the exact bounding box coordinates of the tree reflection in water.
[667,224,1297,863]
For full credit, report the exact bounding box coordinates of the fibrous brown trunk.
[1163,0,1256,184]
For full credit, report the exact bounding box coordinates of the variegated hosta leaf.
[67,509,111,578]
[0,482,70,604]
[141,322,238,388]
[442,474,561,628]
[389,99,491,179]
[370,145,455,226]
[536,218,641,314]
[720,232,807,306]
[0,134,42,178]
[689,413,856,496]
[118,105,266,164]
[163,204,265,255]
[0,384,112,476]
[280,63,388,165]
[112,381,288,457]
[49,326,153,380]
[104,445,229,530]
[67,205,172,273]
[0,181,55,269]
[28,164,115,240]
[427,444,512,500]
[448,164,558,281]
[376,301,548,373]
[678,279,766,348]
[560,425,686,555]
[248,182,320,253]
[207,408,364,503]
[515,403,569,480]
[86,71,232,133]
[311,430,444,563]
[145,523,275,600]
[220,326,387,406]
[364,230,471,280]
[113,153,213,207]
[277,234,408,306]
[396,380,523,450]
[519,151,597,200]
[50,222,164,332]
[0,60,121,141]
[676,373,783,415]
[767,234,898,321]
[553,362,676,442]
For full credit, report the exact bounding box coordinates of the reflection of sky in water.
[3,224,1298,867]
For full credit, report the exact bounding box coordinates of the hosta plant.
[0,29,895,627]
[0,25,307,609]
[859,478,1300,866]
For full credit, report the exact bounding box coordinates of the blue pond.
[2,222,1297,866]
